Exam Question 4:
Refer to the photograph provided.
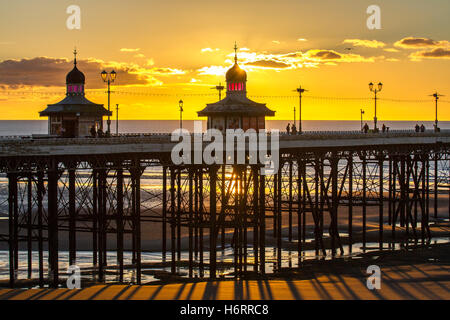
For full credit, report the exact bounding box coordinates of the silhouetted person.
[382,124,386,133]
[286,123,291,135]
[363,123,369,133]
[420,124,425,132]
[292,124,297,134]
[415,124,420,132]
[90,125,96,138]
[97,128,104,138]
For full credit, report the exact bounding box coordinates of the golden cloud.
[409,48,450,61]
[394,37,450,49]
[343,39,386,48]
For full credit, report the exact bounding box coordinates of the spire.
[234,42,238,64]
[73,47,77,66]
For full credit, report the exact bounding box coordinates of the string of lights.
[1,89,449,103]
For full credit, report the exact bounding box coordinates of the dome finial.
[73,47,77,66]
[234,42,238,64]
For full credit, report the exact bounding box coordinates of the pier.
[0,130,449,288]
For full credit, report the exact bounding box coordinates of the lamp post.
[294,86,307,134]
[293,106,296,129]
[179,99,184,132]
[116,104,119,135]
[211,83,225,100]
[430,92,444,132]
[360,109,365,132]
[369,82,382,132]
[101,70,117,135]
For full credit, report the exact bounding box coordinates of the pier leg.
[199,168,204,278]
[8,173,17,287]
[176,168,181,261]
[253,166,259,272]
[68,168,76,266]
[277,170,282,270]
[162,166,167,261]
[362,156,367,248]
[297,159,303,266]
[288,161,293,242]
[133,161,142,285]
[92,170,98,268]
[27,174,32,279]
[348,154,353,252]
[379,155,384,248]
[37,172,44,287]
[116,167,124,282]
[209,166,218,279]
[48,160,59,288]
[434,153,438,219]
[170,167,176,274]
[188,167,194,278]
[259,173,265,274]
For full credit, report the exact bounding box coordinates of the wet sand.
[0,243,448,300]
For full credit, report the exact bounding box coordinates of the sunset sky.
[0,0,449,120]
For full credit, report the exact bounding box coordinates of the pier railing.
[1,129,450,146]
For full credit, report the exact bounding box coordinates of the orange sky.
[0,0,449,120]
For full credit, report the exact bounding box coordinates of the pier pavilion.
[198,45,275,131]
[39,50,111,138]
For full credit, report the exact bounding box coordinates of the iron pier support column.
[209,165,218,279]
[116,166,124,282]
[8,173,17,288]
[348,153,353,252]
[47,159,59,288]
[37,171,44,287]
[68,167,77,266]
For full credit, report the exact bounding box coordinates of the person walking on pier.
[363,123,369,133]
[97,128,104,138]
[90,125,96,138]
[420,124,425,132]
[286,123,291,135]
[292,123,297,134]
[382,124,386,133]
[415,124,420,132]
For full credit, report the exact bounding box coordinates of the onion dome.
[66,49,85,84]
[226,63,247,83]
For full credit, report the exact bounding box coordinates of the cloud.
[197,47,379,75]
[120,48,141,52]
[308,50,341,60]
[272,40,281,44]
[394,37,450,49]
[245,60,290,69]
[343,39,386,48]
[0,56,187,89]
[297,38,307,42]
[197,65,229,76]
[201,48,220,53]
[383,48,400,53]
[134,53,145,58]
[410,48,450,61]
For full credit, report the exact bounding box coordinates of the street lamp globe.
[378,82,383,91]
[101,70,108,82]
[369,82,374,91]
[110,70,117,82]
[179,99,184,111]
